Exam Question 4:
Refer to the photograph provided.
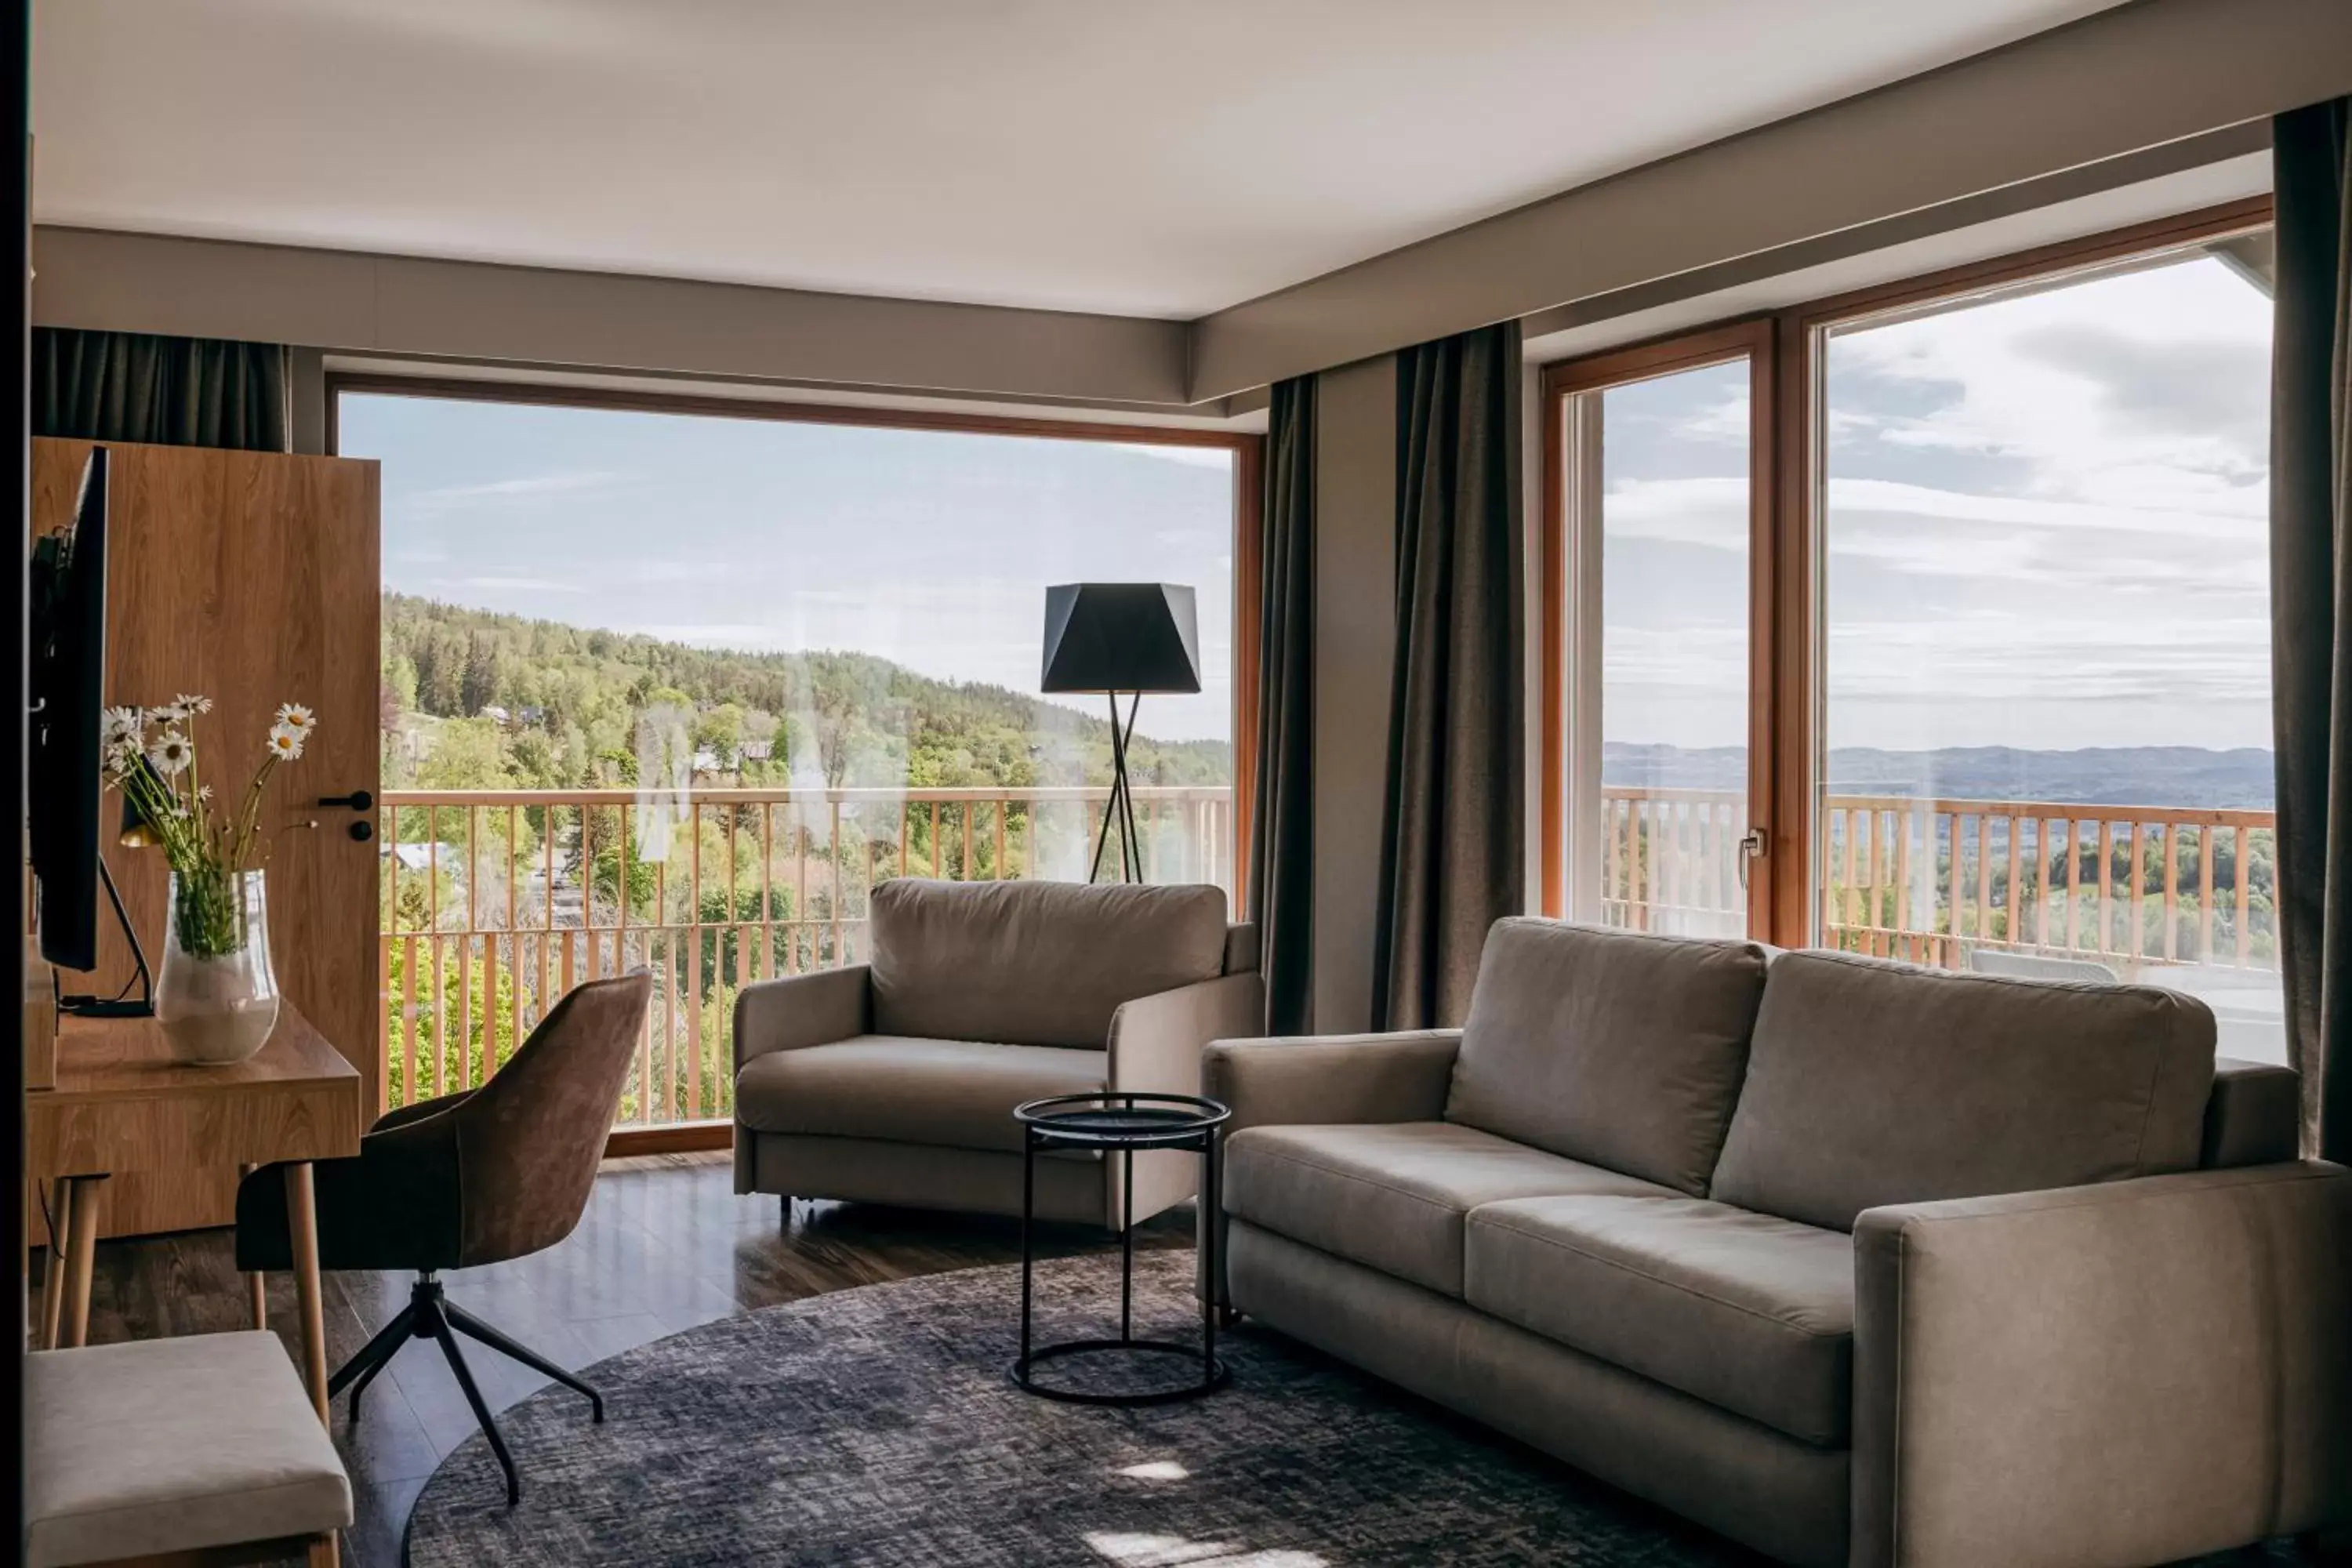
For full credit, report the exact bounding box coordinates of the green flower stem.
[172,865,246,959]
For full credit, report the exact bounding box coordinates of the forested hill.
[379,593,1232,793]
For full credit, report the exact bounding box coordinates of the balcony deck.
[374,782,2281,1131]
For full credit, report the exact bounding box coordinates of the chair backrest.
[866,877,1229,1048]
[449,970,653,1266]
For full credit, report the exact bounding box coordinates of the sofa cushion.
[1711,949,2218,1232]
[1445,919,1770,1196]
[1465,1193,1853,1446]
[869,877,1228,1049]
[27,1331,352,1567]
[1222,1121,1679,1298]
[735,1035,1105,1154]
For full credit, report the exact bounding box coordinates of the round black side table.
[1011,1091,1232,1406]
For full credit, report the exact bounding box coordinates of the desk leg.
[238,1163,266,1329]
[38,1178,71,1349]
[60,1177,103,1349]
[285,1163,330,1425]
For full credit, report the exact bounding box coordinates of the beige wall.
[1310,355,1398,1034]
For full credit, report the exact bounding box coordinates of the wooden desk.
[27,1004,366,1422]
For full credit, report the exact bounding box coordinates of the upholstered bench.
[26,1331,352,1567]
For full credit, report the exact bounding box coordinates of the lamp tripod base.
[1089,691,1146,884]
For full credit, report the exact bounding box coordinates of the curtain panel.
[1372,322,1523,1031]
[34,328,290,452]
[2270,96,2352,1157]
[1249,376,1316,1036]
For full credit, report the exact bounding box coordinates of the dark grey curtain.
[1372,322,1523,1031]
[1249,376,1316,1036]
[2271,96,2351,1158]
[33,328,289,451]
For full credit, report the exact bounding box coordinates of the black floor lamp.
[1041,583,1201,884]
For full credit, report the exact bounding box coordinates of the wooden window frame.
[1539,321,1777,929]
[330,373,1263,1157]
[1541,194,2274,946]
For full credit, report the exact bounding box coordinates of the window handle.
[1737,829,1766,891]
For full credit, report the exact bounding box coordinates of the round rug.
[404,1250,1755,1567]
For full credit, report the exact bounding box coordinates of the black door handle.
[318,790,374,811]
[349,821,375,842]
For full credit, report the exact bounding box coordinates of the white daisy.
[147,702,186,724]
[101,705,142,742]
[266,723,306,763]
[174,692,213,716]
[276,702,315,732]
[196,784,214,803]
[149,732,194,776]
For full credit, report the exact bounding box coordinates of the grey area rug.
[404,1251,2307,1568]
[404,1250,1759,1567]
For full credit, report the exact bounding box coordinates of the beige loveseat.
[1204,918,2352,1568]
[733,877,1262,1227]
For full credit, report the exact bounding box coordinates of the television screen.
[29,448,109,974]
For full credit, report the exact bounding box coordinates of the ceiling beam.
[32,226,1199,412]
[1188,0,2352,399]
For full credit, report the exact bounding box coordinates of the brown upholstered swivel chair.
[237,970,653,1505]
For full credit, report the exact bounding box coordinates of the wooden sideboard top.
[45,1001,360,1105]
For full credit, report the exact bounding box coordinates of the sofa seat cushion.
[1222,1121,1679,1298]
[869,877,1229,1048]
[1466,1193,1854,1446]
[1446,919,1769,1196]
[27,1331,352,1567]
[735,1035,1105,1155]
[1711,949,2218,1232]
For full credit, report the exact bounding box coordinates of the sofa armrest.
[1196,1029,1461,1309]
[732,965,871,1073]
[1203,1029,1462,1134]
[1108,972,1266,1098]
[1852,1161,2352,1568]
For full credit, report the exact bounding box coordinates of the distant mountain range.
[1603,744,2274,812]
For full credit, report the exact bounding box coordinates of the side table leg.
[285,1163,331,1423]
[60,1176,103,1349]
[1202,1127,1219,1386]
[1120,1146,1134,1345]
[1018,1131,1035,1377]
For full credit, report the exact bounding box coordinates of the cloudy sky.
[342,397,1238,742]
[1601,249,2272,755]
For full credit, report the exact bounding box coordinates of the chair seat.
[735,1034,1107,1154]
[26,1331,352,1567]
[1222,1122,1680,1298]
[1466,1193,1855,1446]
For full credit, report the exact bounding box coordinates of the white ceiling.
[33,0,2132,320]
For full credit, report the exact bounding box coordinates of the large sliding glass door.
[1810,227,2278,1057]
[1543,198,2276,1054]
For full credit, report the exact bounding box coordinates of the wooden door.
[31,438,380,1237]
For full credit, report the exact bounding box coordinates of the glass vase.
[155,868,280,1065]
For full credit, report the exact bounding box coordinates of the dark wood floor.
[32,1152,1192,1568]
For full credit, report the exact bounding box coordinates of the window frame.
[1540,194,2275,945]
[328,372,1267,902]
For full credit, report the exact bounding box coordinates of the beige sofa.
[1203,918,2352,1568]
[733,877,1263,1227]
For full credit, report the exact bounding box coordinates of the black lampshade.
[1040,583,1202,695]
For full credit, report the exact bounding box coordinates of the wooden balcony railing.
[376,785,1235,1129]
[1599,786,2278,974]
